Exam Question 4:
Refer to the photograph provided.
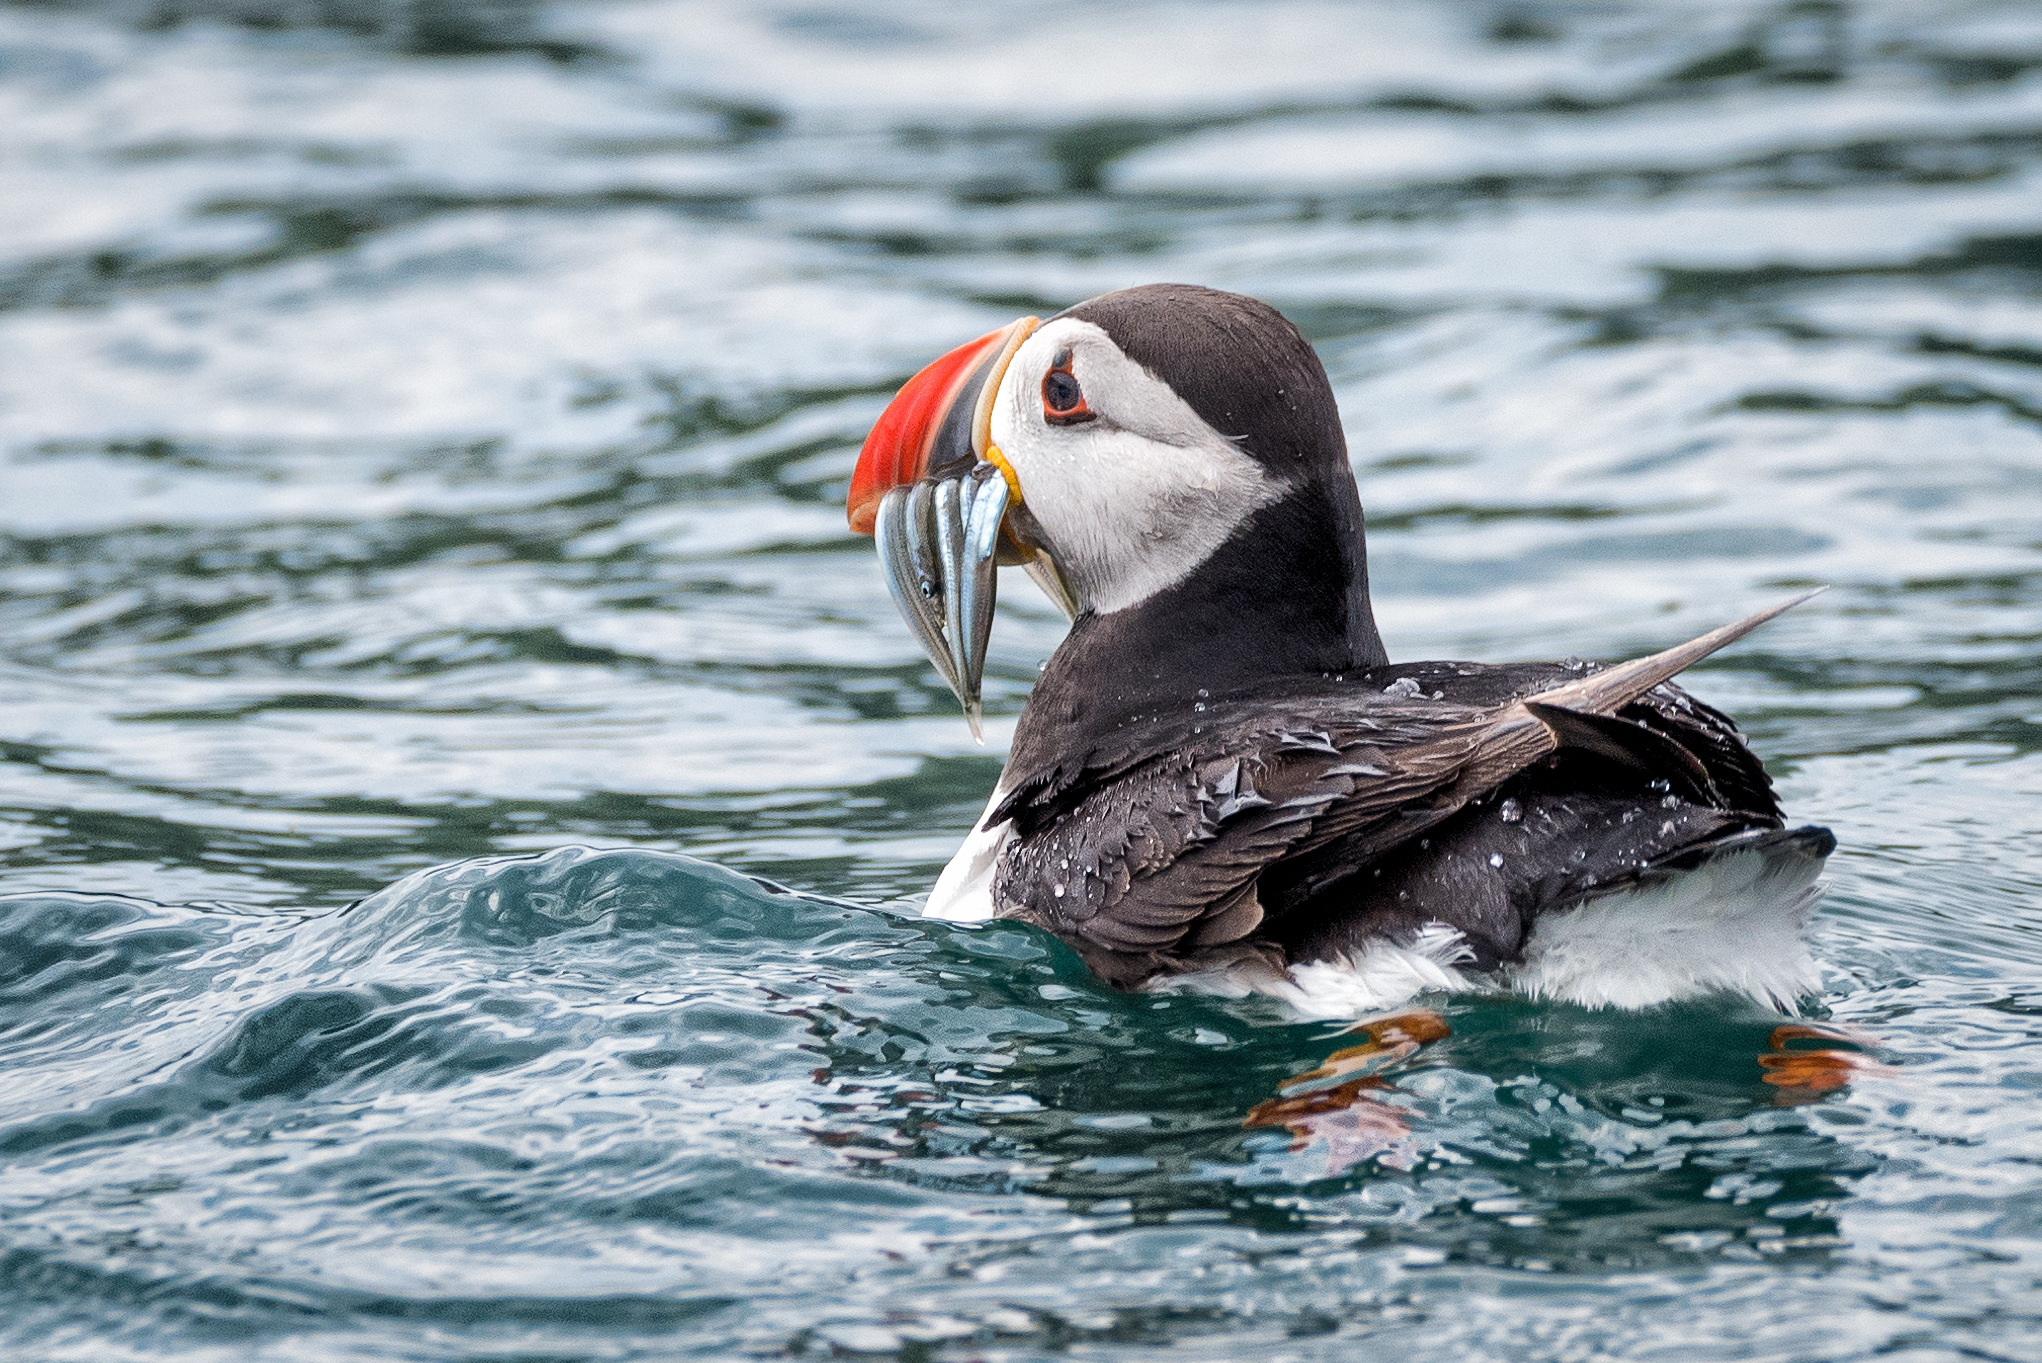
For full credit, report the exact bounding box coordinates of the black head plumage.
[1006,284,1389,779]
[1062,284,1350,483]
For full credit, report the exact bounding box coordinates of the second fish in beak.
[847,316,1077,740]
[873,467,1008,739]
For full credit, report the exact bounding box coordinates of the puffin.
[846,284,1832,1017]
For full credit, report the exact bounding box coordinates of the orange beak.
[848,314,1078,740]
[847,318,1037,534]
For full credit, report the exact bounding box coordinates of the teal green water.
[2,1,2041,1358]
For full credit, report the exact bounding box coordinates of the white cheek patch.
[991,317,1283,616]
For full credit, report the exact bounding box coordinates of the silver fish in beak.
[872,465,1009,737]
[847,317,1076,738]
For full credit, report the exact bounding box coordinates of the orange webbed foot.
[1759,1021,1893,1105]
[1246,1011,1451,1174]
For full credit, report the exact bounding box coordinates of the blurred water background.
[3,1,2041,1358]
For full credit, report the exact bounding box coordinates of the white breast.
[923,788,1010,922]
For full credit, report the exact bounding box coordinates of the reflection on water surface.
[1,1,2040,1358]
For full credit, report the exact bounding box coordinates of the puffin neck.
[1009,481,1386,773]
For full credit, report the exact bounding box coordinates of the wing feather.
[991,596,1816,968]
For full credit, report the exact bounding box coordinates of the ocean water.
[2,1,2040,1357]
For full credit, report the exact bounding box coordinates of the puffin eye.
[1044,370,1083,412]
[1041,352,1095,426]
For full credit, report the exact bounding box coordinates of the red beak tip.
[846,323,1021,535]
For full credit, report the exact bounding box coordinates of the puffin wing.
[1621,683,1780,819]
[994,725,1476,962]
[991,594,1816,976]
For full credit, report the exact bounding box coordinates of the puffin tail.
[1511,824,1835,1012]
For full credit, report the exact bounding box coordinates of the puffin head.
[849,284,1385,737]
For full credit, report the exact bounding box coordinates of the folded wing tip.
[1528,588,1827,717]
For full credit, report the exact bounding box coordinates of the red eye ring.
[1041,350,1096,425]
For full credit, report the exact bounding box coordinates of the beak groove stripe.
[971,318,1039,465]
